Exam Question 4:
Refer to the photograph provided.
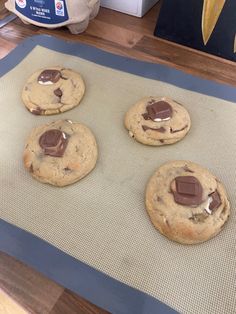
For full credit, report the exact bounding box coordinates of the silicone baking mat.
[0,35,236,314]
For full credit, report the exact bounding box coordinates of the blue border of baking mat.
[1,35,236,314]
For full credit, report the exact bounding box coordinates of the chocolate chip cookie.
[22,67,85,115]
[145,161,230,244]
[124,97,191,146]
[23,120,98,186]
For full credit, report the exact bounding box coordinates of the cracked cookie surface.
[22,67,85,115]
[23,120,98,186]
[145,160,230,244]
[124,97,191,146]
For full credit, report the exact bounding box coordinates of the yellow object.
[202,0,226,45]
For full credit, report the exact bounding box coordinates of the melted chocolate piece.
[176,176,199,195]
[171,176,203,206]
[142,113,149,120]
[142,125,166,132]
[170,125,188,133]
[38,70,61,84]
[54,88,63,97]
[39,129,68,157]
[209,191,221,211]
[31,107,43,115]
[143,101,173,121]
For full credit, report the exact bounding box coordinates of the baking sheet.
[0,36,236,314]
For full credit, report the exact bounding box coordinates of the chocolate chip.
[38,69,61,84]
[142,113,149,120]
[64,167,71,172]
[54,88,63,98]
[145,101,173,121]
[31,107,43,115]
[160,139,164,143]
[170,125,188,133]
[209,191,221,211]
[142,125,166,132]
[171,176,203,206]
[39,129,69,157]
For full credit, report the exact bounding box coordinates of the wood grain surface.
[0,0,235,313]
[0,252,109,314]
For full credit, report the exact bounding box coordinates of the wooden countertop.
[0,1,235,313]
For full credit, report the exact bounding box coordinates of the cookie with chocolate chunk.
[23,120,98,186]
[22,67,85,115]
[145,161,230,244]
[124,97,191,146]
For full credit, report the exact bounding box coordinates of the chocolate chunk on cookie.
[39,129,69,157]
[171,176,203,206]
[143,101,173,121]
[38,69,61,85]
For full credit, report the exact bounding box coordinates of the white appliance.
[101,0,160,17]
